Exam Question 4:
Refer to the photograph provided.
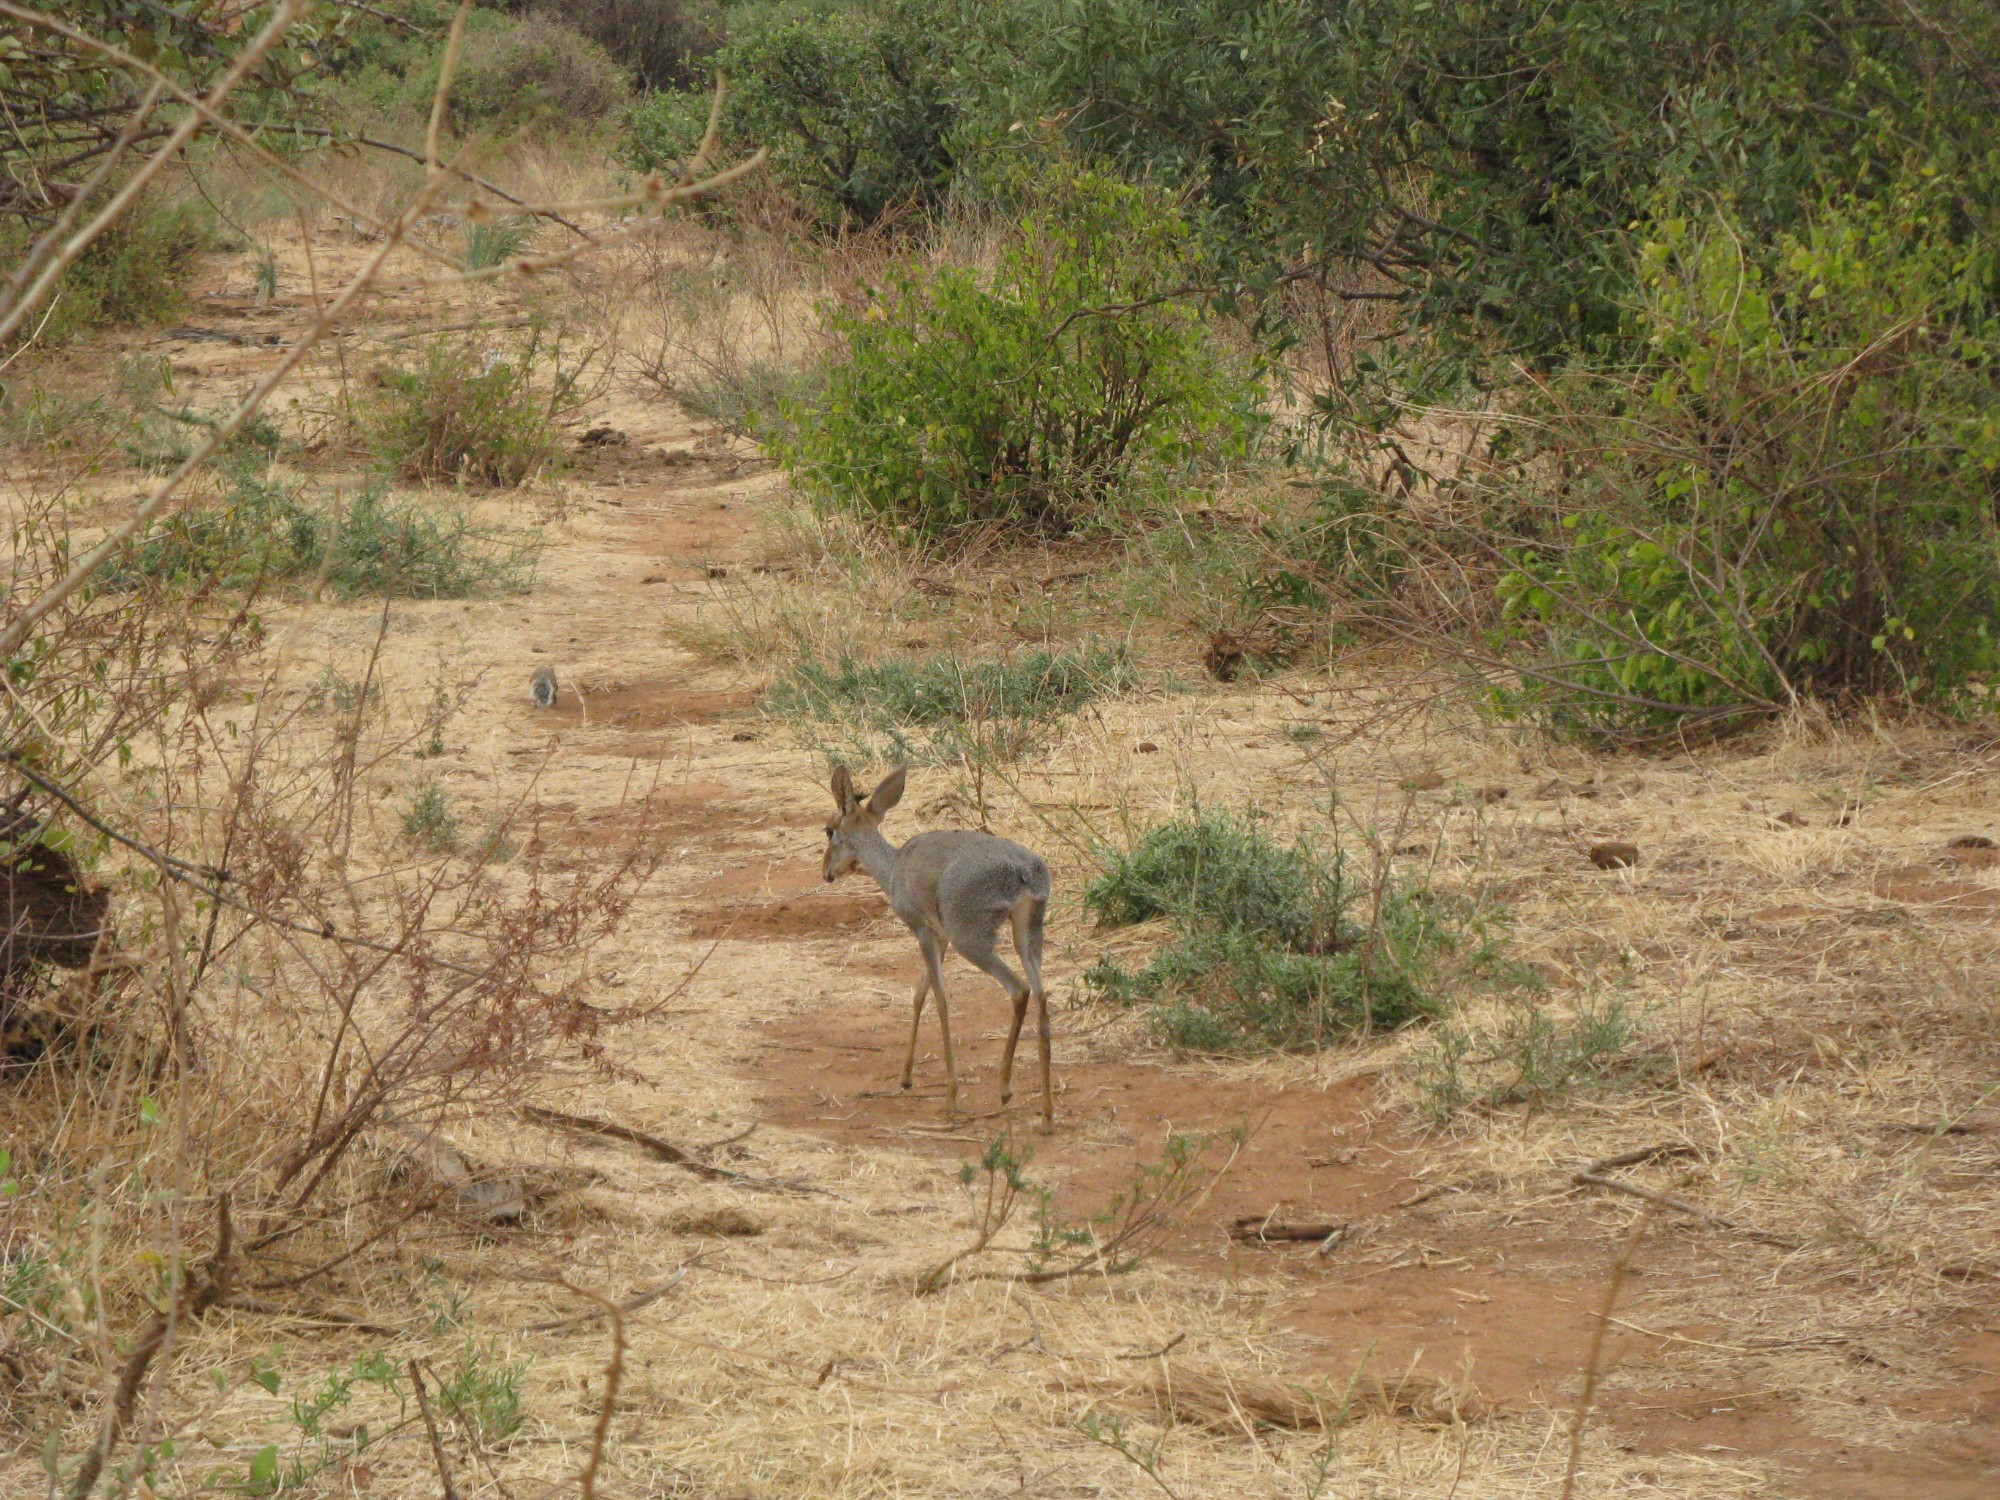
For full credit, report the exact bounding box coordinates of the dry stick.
[0,0,307,346]
[66,1196,233,1500]
[218,1297,399,1337]
[1570,1164,1798,1250]
[553,1279,627,1500]
[1559,1197,1661,1500]
[272,126,592,237]
[519,1104,836,1196]
[425,0,472,174]
[524,1264,693,1333]
[408,1360,461,1500]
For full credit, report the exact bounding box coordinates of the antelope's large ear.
[867,764,907,818]
[830,764,857,812]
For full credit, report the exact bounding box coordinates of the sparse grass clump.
[766,644,1131,765]
[1405,992,1633,1124]
[103,467,535,599]
[769,645,1128,726]
[401,778,458,853]
[1084,809,1489,1053]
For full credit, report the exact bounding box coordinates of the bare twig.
[409,1359,461,1500]
[520,1104,835,1195]
[552,1278,627,1500]
[1560,1197,1660,1500]
[66,1197,233,1500]
[525,1265,692,1333]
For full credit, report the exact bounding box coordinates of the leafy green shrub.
[624,87,715,175]
[777,171,1263,537]
[366,327,581,487]
[696,0,960,224]
[529,0,720,90]
[1493,184,2000,735]
[1084,808,1489,1054]
[445,15,629,132]
[1406,992,1632,1124]
[103,466,536,599]
[2,191,213,349]
[965,0,2000,363]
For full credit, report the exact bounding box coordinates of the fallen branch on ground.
[520,1104,835,1196]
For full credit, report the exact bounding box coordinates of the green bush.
[528,0,719,90]
[1083,808,1485,1054]
[103,466,536,599]
[777,171,1263,537]
[428,14,628,132]
[702,0,960,225]
[2,191,213,349]
[366,328,577,487]
[1493,183,2000,736]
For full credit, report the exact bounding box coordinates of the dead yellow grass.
[5,188,1998,1500]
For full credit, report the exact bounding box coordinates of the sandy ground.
[4,221,1999,1499]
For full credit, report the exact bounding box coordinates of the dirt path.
[512,441,2000,1499]
[18,234,1998,1498]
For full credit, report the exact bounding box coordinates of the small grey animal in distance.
[821,764,1055,1130]
[529,666,557,708]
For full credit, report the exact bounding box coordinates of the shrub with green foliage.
[366,328,578,488]
[527,0,719,90]
[963,0,2000,367]
[1084,808,1487,1054]
[777,171,1262,537]
[446,15,629,132]
[1491,182,2000,735]
[658,0,958,224]
[1,192,213,349]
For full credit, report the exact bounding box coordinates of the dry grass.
[6,135,1999,1500]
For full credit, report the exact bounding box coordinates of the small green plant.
[1084,809,1491,1053]
[1406,991,1633,1124]
[917,1129,1239,1294]
[466,216,531,270]
[254,249,280,305]
[302,665,373,715]
[366,323,592,488]
[435,1344,524,1446]
[776,169,1263,537]
[401,779,458,854]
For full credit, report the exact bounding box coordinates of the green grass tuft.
[1084,808,1503,1055]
